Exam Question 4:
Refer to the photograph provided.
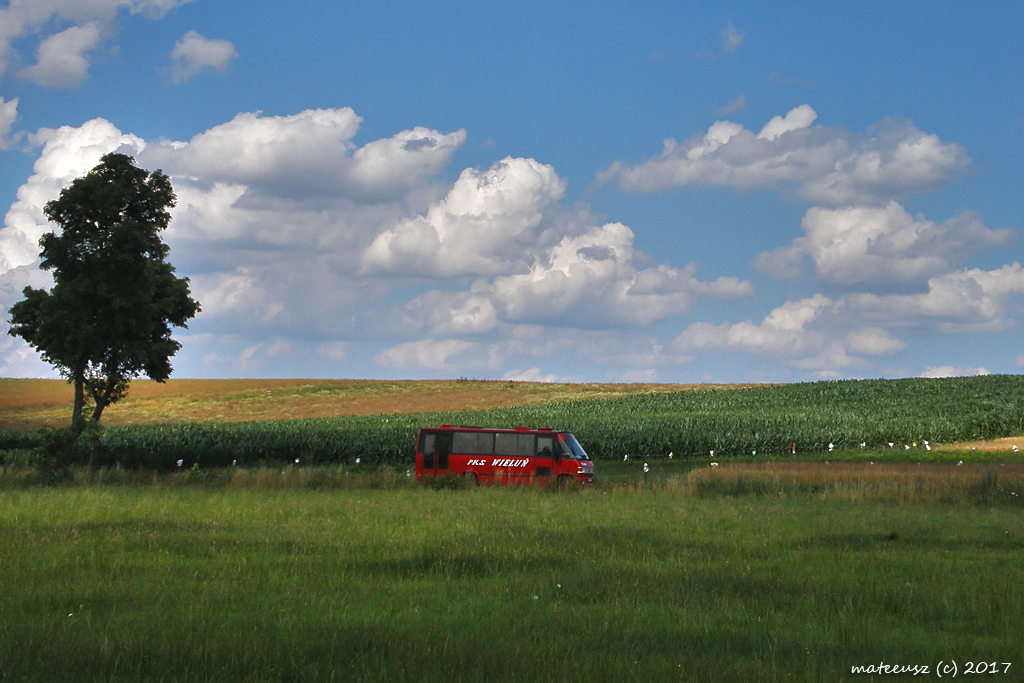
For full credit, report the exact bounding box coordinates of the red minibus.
[415,425,595,485]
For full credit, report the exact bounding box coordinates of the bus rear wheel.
[463,472,479,487]
[557,474,574,488]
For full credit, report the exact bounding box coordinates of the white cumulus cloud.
[490,222,752,327]
[598,107,968,205]
[754,202,1014,290]
[362,157,565,278]
[501,367,570,383]
[671,295,916,373]
[675,294,834,356]
[920,366,990,378]
[374,338,475,371]
[756,104,817,141]
[845,263,1024,332]
[169,30,237,83]
[364,159,753,331]
[0,111,470,371]
[845,327,906,356]
[1,0,193,86]
[18,22,102,87]
[0,96,18,149]
[3,109,755,382]
[377,218,754,337]
[142,109,465,203]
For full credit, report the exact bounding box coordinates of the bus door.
[422,431,452,477]
[535,434,555,480]
[435,432,451,475]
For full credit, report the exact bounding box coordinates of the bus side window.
[536,436,554,458]
[421,433,435,469]
[453,431,494,455]
[494,432,515,456]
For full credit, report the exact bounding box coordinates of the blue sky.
[1,1,1022,383]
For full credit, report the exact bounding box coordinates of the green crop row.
[2,375,1022,468]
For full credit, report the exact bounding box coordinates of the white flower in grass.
[623,454,628,461]
[177,460,183,467]
[295,458,300,464]
[643,463,649,473]
[355,458,361,465]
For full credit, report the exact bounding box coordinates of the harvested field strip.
[0,377,719,429]
[682,462,1024,504]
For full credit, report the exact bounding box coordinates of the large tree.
[8,153,200,474]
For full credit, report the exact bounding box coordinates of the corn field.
[1,375,1022,468]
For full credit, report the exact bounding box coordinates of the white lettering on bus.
[490,458,527,468]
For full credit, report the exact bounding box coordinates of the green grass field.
[1,476,1021,682]
[2,376,1022,681]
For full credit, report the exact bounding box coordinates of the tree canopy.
[8,152,200,470]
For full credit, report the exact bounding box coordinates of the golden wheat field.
[0,377,749,430]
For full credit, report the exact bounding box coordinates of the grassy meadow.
[1,376,1022,681]
[1,474,1022,683]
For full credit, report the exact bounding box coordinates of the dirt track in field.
[933,436,1022,452]
[0,378,741,430]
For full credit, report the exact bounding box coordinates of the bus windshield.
[559,432,589,459]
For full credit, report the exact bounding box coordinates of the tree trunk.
[87,434,102,470]
[40,371,86,486]
[86,379,115,471]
